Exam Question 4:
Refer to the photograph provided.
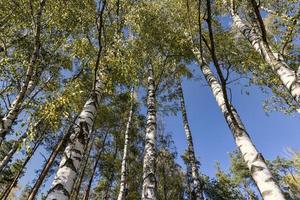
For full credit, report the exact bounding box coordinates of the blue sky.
[163,63,300,178]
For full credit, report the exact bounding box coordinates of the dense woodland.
[0,0,299,199]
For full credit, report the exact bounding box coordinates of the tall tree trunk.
[103,172,115,200]
[103,147,118,200]
[0,0,46,145]
[82,152,99,200]
[82,131,108,200]
[0,119,42,173]
[228,0,300,106]
[69,136,94,200]
[0,137,42,200]
[177,81,204,200]
[190,42,285,200]
[142,64,157,200]
[45,94,101,200]
[117,88,135,200]
[46,1,106,198]
[185,161,193,200]
[27,121,75,200]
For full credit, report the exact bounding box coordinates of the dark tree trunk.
[27,124,74,200]
[82,132,109,200]
[0,138,42,200]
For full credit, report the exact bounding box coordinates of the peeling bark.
[142,64,157,200]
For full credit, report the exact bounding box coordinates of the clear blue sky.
[164,63,300,178]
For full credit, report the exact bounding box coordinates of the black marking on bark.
[253,153,265,163]
[250,165,264,174]
[85,116,94,124]
[84,110,95,117]
[86,99,97,108]
[72,148,82,155]
[265,176,275,182]
[73,156,82,162]
[62,157,77,173]
[77,121,88,145]
[48,183,70,198]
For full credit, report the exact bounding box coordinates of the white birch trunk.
[191,45,286,200]
[178,81,204,200]
[0,0,46,144]
[46,75,103,200]
[142,64,157,200]
[117,88,135,200]
[229,7,300,106]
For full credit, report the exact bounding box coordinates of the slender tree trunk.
[27,121,75,200]
[0,0,46,145]
[142,64,157,200]
[69,136,94,200]
[82,152,100,200]
[0,119,42,173]
[228,0,300,106]
[178,81,204,200]
[185,162,193,200]
[162,165,167,200]
[0,137,42,200]
[103,148,118,200]
[190,43,286,200]
[82,132,108,200]
[103,172,115,200]
[117,88,135,200]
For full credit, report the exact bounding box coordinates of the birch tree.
[173,0,286,198]
[142,63,158,200]
[177,81,204,200]
[192,47,285,200]
[0,0,46,144]
[117,88,135,200]
[46,1,107,198]
[226,0,300,107]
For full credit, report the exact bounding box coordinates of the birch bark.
[0,0,46,144]
[178,81,204,200]
[69,135,94,200]
[228,2,300,106]
[27,118,77,200]
[46,0,106,197]
[117,88,135,200]
[190,43,286,200]
[46,76,103,200]
[142,64,157,200]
